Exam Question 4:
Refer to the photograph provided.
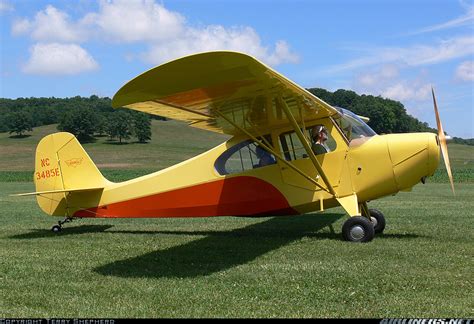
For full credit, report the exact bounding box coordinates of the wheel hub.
[350,225,365,240]
[370,216,378,228]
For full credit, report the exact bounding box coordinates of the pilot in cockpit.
[311,125,330,155]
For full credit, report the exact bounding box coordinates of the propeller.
[431,87,455,195]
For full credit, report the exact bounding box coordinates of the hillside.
[0,120,472,179]
[0,120,229,172]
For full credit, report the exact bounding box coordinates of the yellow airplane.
[15,51,454,242]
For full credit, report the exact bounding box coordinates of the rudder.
[34,132,108,216]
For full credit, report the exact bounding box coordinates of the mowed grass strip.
[2,167,473,184]
[1,182,472,318]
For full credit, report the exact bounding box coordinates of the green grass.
[1,122,473,318]
[443,143,474,170]
[0,121,229,171]
[0,169,158,183]
[1,123,473,183]
[430,168,474,183]
[1,182,472,318]
[1,123,472,172]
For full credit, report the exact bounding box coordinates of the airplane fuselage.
[68,121,439,219]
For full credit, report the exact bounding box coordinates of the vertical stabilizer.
[34,132,108,215]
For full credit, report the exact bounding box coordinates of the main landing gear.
[368,208,386,234]
[51,217,74,233]
[342,208,386,243]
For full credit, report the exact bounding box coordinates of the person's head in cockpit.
[311,125,329,155]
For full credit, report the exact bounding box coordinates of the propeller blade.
[431,87,455,195]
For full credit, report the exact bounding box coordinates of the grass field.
[0,121,229,172]
[1,122,473,318]
[1,121,472,182]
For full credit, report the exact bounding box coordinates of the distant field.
[1,122,473,318]
[0,121,230,172]
[0,122,472,183]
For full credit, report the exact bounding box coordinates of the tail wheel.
[369,209,386,234]
[342,216,375,243]
[51,225,62,233]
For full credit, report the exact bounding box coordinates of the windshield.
[333,107,377,142]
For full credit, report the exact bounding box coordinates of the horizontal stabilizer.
[11,187,104,197]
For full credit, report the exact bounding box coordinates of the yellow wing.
[112,51,338,135]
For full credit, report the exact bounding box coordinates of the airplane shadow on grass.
[9,225,114,239]
[94,214,344,279]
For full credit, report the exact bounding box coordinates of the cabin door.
[277,126,346,192]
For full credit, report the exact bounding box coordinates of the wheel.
[369,208,386,234]
[342,216,375,243]
[51,225,62,233]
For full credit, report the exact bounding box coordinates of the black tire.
[369,208,386,234]
[51,225,62,233]
[342,216,375,243]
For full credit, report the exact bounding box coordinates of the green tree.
[37,106,59,126]
[6,111,33,136]
[57,108,99,142]
[366,103,396,134]
[332,89,358,110]
[107,111,132,143]
[95,113,108,137]
[306,87,438,135]
[132,113,152,143]
[0,114,8,132]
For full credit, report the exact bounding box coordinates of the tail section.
[33,132,108,216]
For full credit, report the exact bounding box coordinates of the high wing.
[112,51,338,135]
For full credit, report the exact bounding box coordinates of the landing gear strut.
[341,203,386,242]
[51,217,74,233]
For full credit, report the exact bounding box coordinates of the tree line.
[1,91,470,143]
[307,88,437,134]
[0,95,158,143]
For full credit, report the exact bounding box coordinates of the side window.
[279,126,337,161]
[215,136,277,175]
[279,132,306,160]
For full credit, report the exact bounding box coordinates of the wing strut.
[214,109,330,192]
[277,96,337,196]
[153,100,213,118]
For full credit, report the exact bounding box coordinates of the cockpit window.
[279,126,337,160]
[215,136,277,175]
[279,124,337,161]
[333,107,377,142]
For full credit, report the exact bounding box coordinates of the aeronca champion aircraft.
[15,51,454,242]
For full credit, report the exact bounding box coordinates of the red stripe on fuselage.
[73,176,298,218]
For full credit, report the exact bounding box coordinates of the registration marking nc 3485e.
[36,168,60,181]
[36,157,60,181]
